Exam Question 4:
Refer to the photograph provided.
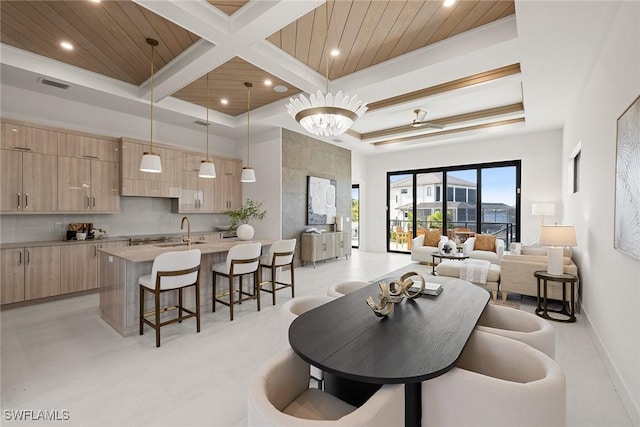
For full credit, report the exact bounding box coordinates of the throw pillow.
[424,231,442,247]
[474,234,496,252]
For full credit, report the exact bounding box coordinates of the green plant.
[224,199,266,229]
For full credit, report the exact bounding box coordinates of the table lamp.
[539,225,577,275]
[532,203,556,225]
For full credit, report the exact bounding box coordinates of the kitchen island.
[98,238,273,336]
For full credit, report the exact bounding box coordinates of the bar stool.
[212,242,262,321]
[139,249,202,347]
[259,239,296,305]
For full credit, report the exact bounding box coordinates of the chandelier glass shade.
[139,38,162,173]
[286,90,367,137]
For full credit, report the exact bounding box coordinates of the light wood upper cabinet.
[173,152,215,213]
[24,245,61,300]
[58,134,119,162]
[214,157,243,212]
[1,248,25,304]
[1,122,60,155]
[1,150,57,213]
[121,139,182,198]
[58,157,120,213]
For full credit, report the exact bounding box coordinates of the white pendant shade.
[198,160,216,178]
[241,167,256,183]
[139,152,162,173]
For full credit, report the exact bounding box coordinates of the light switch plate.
[54,222,63,230]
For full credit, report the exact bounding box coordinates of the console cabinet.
[301,231,351,267]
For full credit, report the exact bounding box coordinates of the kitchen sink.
[153,241,208,248]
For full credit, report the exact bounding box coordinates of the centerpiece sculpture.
[366,271,425,317]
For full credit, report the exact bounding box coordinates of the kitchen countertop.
[0,236,130,249]
[99,238,274,263]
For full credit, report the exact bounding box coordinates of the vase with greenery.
[224,199,267,240]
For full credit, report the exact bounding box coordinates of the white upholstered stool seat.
[476,303,556,358]
[139,249,202,347]
[247,348,404,426]
[422,330,566,427]
[326,281,369,298]
[259,239,296,305]
[212,242,262,321]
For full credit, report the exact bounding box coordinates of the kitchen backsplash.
[0,197,230,244]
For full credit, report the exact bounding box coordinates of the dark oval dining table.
[289,275,489,427]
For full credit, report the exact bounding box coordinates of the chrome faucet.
[181,216,192,248]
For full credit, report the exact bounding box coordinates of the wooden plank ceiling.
[0,0,515,119]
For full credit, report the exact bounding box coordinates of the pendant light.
[139,38,162,173]
[285,1,367,137]
[198,73,216,178]
[240,82,256,183]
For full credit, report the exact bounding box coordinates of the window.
[401,188,408,194]
[573,151,581,193]
[427,187,432,197]
[447,186,454,201]
[455,187,466,202]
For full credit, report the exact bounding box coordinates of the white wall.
[562,2,640,423]
[362,129,563,252]
[241,128,282,240]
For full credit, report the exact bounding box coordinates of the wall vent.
[39,78,70,90]
[332,138,343,143]
[194,119,210,126]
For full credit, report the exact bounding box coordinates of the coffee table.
[431,251,469,274]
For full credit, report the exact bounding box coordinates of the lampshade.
[139,38,162,173]
[241,167,256,183]
[139,152,162,173]
[539,225,577,246]
[198,160,216,178]
[532,203,556,216]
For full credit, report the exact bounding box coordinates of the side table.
[534,270,578,323]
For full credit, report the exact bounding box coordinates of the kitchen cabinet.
[58,156,119,212]
[61,240,128,294]
[120,139,182,198]
[1,120,60,213]
[214,157,243,212]
[58,133,119,162]
[1,149,58,213]
[173,152,215,213]
[301,231,351,267]
[24,245,61,300]
[1,248,25,304]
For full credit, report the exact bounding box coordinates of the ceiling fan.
[411,109,444,129]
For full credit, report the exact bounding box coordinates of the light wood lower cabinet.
[24,246,61,300]
[301,232,351,267]
[60,240,128,294]
[1,248,25,304]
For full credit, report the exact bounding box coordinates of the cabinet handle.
[92,196,96,208]
[87,196,91,209]
[12,146,32,151]
[26,249,30,265]
[95,246,98,257]
[82,155,99,160]
[18,250,22,265]
[24,193,28,208]
[17,193,21,209]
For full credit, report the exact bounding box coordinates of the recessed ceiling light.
[264,79,272,86]
[273,85,288,93]
[220,99,229,105]
[60,41,74,51]
[330,49,340,57]
[90,0,101,3]
[443,0,456,7]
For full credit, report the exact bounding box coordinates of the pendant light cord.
[325,1,329,94]
[206,73,210,161]
[147,38,158,154]
[246,82,252,166]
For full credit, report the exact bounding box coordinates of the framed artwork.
[307,176,337,225]
[614,94,640,260]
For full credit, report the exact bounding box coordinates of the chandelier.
[285,1,367,137]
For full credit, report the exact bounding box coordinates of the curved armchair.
[462,235,505,265]
[326,281,369,298]
[476,303,556,358]
[247,349,404,427]
[410,233,448,264]
[422,330,566,427]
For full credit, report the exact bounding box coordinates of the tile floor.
[0,250,633,426]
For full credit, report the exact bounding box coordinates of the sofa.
[500,247,578,301]
[411,233,448,264]
[462,235,505,265]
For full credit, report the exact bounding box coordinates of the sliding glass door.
[387,161,520,253]
[351,184,360,248]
